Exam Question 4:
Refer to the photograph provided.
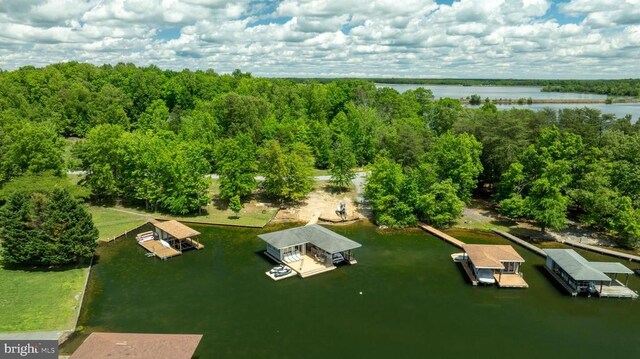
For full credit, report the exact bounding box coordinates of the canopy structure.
[70,332,203,359]
[463,244,524,270]
[258,224,361,254]
[545,249,614,281]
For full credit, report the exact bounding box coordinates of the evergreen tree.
[0,189,98,266]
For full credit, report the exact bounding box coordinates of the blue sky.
[0,0,638,78]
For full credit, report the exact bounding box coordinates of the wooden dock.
[495,273,529,288]
[138,240,181,260]
[418,223,464,248]
[459,259,478,285]
[491,229,547,257]
[561,239,640,263]
[183,237,205,250]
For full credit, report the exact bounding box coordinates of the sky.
[0,0,639,78]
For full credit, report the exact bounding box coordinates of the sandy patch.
[273,185,370,224]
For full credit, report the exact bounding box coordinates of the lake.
[64,223,640,358]
[378,83,640,121]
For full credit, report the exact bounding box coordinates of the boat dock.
[561,239,640,263]
[418,223,464,248]
[138,239,182,259]
[491,229,547,257]
[493,228,640,263]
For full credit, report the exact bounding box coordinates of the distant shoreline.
[460,98,640,105]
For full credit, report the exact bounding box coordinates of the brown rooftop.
[463,244,525,269]
[151,219,200,239]
[70,332,203,359]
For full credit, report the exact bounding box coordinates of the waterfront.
[64,223,640,358]
[378,83,640,121]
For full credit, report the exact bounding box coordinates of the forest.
[1,62,640,253]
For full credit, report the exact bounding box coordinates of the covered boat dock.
[137,220,204,260]
[460,244,529,288]
[544,249,637,298]
[258,224,361,278]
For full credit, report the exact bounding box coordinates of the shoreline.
[460,98,640,105]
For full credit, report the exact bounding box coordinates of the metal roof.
[258,224,362,253]
[544,249,617,281]
[589,262,634,275]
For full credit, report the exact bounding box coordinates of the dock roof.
[258,224,361,253]
[463,244,525,269]
[151,220,200,239]
[70,332,203,359]
[544,249,621,281]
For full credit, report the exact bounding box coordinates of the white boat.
[332,253,345,264]
[273,267,292,277]
[476,269,496,285]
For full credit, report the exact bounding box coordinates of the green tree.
[136,99,170,131]
[0,189,98,266]
[416,179,464,227]
[1,121,65,183]
[329,135,357,190]
[215,134,258,200]
[259,140,315,203]
[469,94,482,105]
[425,132,483,202]
[74,124,126,200]
[229,195,242,217]
[426,98,463,135]
[497,126,581,231]
[365,156,416,227]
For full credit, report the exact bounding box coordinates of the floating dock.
[418,223,464,248]
[265,266,297,281]
[561,239,640,263]
[138,240,181,259]
[491,229,547,257]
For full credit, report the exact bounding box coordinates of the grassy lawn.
[88,206,150,241]
[87,180,277,232]
[0,262,89,332]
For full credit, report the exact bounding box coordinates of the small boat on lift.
[273,266,292,277]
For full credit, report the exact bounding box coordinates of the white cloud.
[0,0,637,78]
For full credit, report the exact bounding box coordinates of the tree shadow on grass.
[0,259,92,273]
[322,183,350,195]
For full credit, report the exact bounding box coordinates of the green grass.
[88,206,150,241]
[0,262,89,332]
[87,179,277,233]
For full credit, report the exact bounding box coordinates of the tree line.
[1,62,640,253]
[291,77,640,97]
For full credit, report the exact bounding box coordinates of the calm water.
[65,223,640,358]
[377,83,608,100]
[378,83,640,121]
